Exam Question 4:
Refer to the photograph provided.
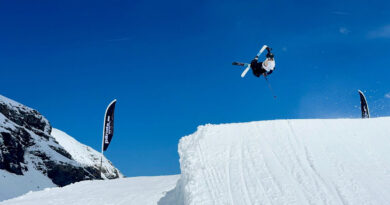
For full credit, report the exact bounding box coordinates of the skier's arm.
[266,67,275,75]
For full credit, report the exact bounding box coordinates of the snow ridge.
[51,128,123,179]
[161,118,390,205]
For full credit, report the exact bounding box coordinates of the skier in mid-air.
[232,45,277,97]
[250,47,275,77]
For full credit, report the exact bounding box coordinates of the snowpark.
[2,1,390,205]
[2,116,390,204]
[1,43,389,205]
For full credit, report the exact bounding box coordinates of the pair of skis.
[232,45,277,98]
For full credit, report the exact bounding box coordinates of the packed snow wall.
[160,118,390,205]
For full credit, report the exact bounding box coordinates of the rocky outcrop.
[0,95,122,188]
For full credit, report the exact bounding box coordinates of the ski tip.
[232,62,244,65]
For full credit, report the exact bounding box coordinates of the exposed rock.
[0,95,122,192]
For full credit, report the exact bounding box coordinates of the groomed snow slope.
[1,175,179,205]
[161,117,390,205]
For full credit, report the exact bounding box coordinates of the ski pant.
[251,59,266,77]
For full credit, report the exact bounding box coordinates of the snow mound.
[161,117,390,205]
[1,175,179,205]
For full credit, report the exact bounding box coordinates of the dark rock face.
[0,102,51,134]
[0,132,26,175]
[0,95,121,188]
[45,161,94,187]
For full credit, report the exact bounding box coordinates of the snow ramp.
[160,117,390,205]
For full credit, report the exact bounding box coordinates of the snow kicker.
[160,117,390,205]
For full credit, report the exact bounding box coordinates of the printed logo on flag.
[102,100,116,151]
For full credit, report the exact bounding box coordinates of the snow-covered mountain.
[50,128,122,180]
[3,101,390,204]
[0,95,122,202]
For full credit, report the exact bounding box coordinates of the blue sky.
[1,0,390,176]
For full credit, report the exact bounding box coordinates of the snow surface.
[0,95,25,108]
[162,117,390,205]
[0,121,121,202]
[50,128,123,178]
[0,125,121,202]
[1,175,179,205]
[0,113,57,201]
[3,117,390,205]
[0,167,56,202]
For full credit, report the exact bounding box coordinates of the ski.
[232,62,248,67]
[241,64,251,78]
[232,62,251,77]
[240,45,268,78]
[256,45,268,57]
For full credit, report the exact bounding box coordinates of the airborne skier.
[250,47,275,77]
[232,45,276,78]
[232,45,278,98]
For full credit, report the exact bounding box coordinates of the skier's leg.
[250,59,257,68]
[251,62,262,77]
[259,69,266,76]
[251,60,257,76]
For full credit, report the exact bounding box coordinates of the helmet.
[266,52,274,59]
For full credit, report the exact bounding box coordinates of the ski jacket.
[262,58,275,75]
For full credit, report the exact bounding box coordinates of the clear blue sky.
[1,0,390,176]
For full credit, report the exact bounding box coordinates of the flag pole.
[100,117,105,178]
[100,102,108,179]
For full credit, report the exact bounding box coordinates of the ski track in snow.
[162,117,390,205]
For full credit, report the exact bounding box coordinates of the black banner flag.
[358,90,370,119]
[102,99,117,151]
